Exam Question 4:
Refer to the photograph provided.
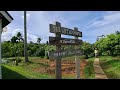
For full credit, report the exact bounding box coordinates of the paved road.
[93,58,107,79]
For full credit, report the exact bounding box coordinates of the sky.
[1,11,120,44]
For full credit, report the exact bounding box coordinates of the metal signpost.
[49,21,82,79]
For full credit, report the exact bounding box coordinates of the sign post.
[74,27,80,79]
[55,22,62,79]
[49,21,82,79]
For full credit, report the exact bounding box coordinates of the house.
[0,11,13,79]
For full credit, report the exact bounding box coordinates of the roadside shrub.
[102,50,110,56]
[15,58,22,66]
[80,55,89,59]
[88,53,94,58]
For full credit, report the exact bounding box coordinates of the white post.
[0,18,2,79]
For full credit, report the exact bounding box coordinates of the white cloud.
[83,11,120,43]
[1,27,39,43]
[90,11,120,28]
[7,11,120,44]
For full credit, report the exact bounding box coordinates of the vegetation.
[100,56,120,79]
[1,30,120,79]
[1,32,55,59]
[2,57,53,79]
[95,31,120,57]
[84,57,95,79]
[80,42,94,59]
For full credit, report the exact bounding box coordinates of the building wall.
[0,18,2,79]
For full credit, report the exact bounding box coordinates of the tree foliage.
[2,31,120,59]
[95,32,120,56]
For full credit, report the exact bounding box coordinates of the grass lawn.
[2,57,54,79]
[99,56,120,79]
[5,56,120,79]
[83,57,95,79]
[2,56,96,79]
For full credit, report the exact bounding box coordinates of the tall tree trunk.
[24,11,29,62]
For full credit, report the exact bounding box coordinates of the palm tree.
[11,36,18,43]
[17,32,22,42]
[116,31,120,34]
[24,11,29,62]
[37,38,41,44]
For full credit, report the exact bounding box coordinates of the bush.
[88,53,94,58]
[102,50,110,56]
[35,48,45,57]
[15,58,22,66]
[80,55,89,59]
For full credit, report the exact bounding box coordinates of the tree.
[115,31,120,35]
[11,36,18,43]
[95,32,120,56]
[46,41,49,45]
[17,32,23,42]
[81,41,94,58]
[30,41,33,44]
[24,11,29,62]
[37,38,41,44]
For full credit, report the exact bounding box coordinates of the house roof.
[0,11,13,28]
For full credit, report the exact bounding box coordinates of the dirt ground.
[32,59,88,78]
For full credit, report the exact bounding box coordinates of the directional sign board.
[49,49,83,59]
[49,36,82,45]
[49,22,83,79]
[50,24,82,37]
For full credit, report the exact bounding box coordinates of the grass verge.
[99,56,120,79]
[84,57,95,79]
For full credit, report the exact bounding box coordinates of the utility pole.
[24,11,29,62]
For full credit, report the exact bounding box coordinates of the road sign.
[49,36,82,45]
[49,49,83,59]
[49,21,83,79]
[50,24,82,37]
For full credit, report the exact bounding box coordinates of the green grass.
[2,57,54,79]
[84,57,95,79]
[62,76,75,79]
[2,64,53,79]
[5,57,44,61]
[99,56,120,79]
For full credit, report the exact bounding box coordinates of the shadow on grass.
[105,71,120,79]
[100,60,120,79]
[2,66,28,79]
[101,60,119,69]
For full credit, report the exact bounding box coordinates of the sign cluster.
[49,22,83,59]
[49,21,83,79]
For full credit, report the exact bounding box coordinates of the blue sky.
[1,11,120,44]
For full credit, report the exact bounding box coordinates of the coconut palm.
[37,38,41,44]
[17,32,22,42]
